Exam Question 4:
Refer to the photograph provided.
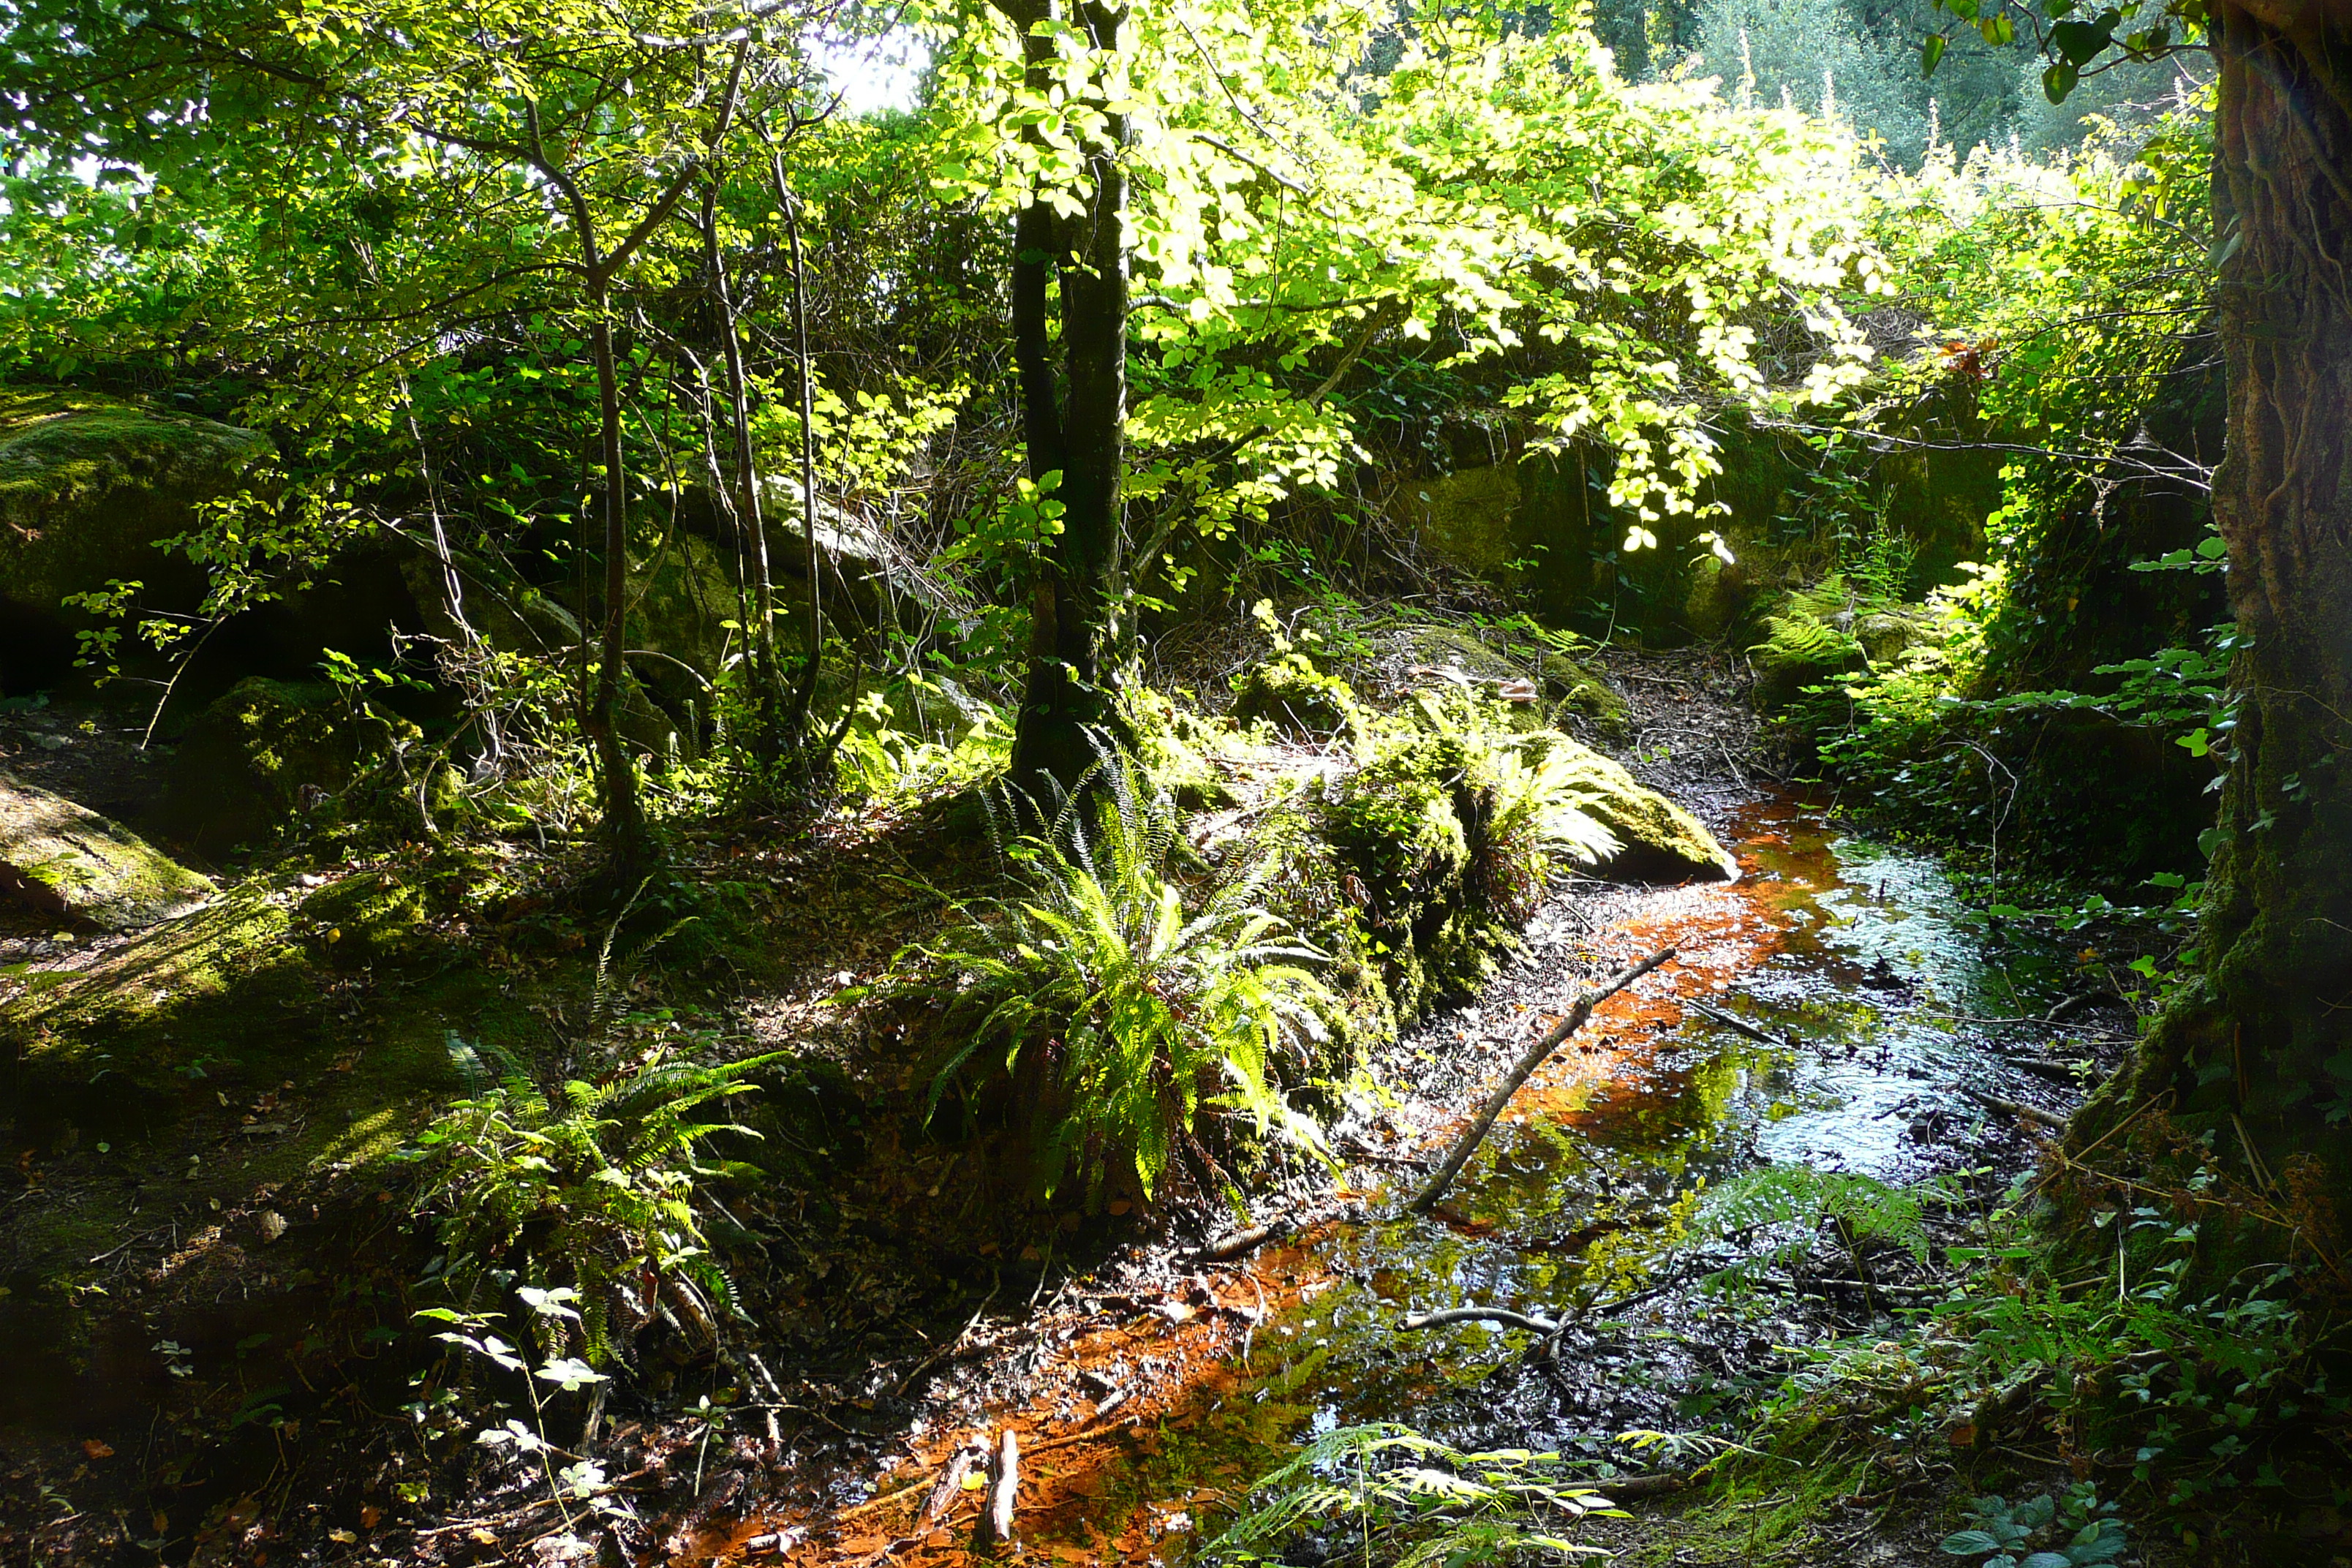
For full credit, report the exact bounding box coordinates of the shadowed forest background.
[3,0,2348,1565]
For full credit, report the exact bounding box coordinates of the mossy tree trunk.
[2076,0,2352,1247]
[992,0,1137,805]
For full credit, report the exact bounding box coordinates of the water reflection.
[1181,796,2076,1482]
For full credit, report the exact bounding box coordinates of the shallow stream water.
[775,794,2093,1564]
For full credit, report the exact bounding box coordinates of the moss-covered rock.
[1233,652,1363,739]
[297,869,431,965]
[0,388,271,685]
[0,770,215,929]
[1530,734,1739,883]
[1538,649,1631,742]
[0,387,270,606]
[1316,728,1517,1019]
[156,678,431,855]
[1128,690,1240,810]
[0,883,299,1093]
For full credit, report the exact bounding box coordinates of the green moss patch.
[1316,723,1518,1021]
[156,677,437,855]
[1233,652,1365,739]
[0,769,214,929]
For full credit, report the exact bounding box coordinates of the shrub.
[897,759,1337,1202]
[406,1041,777,1363]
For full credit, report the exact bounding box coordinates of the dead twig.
[1199,1218,1290,1261]
[1961,1087,2068,1130]
[1399,1305,1560,1335]
[1409,948,1676,1211]
[1682,996,1787,1049]
[922,1436,986,1523]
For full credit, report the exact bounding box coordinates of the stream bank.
[0,642,2147,1568]
[687,653,2138,1568]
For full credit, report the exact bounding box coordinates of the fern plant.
[1200,1422,1617,1567]
[896,758,1336,1202]
[1696,1162,1951,1301]
[406,1042,779,1364]
[1485,736,1621,921]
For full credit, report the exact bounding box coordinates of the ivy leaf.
[1922,34,1948,75]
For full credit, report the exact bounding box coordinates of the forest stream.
[701,790,2103,1567]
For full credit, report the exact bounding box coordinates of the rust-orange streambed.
[717,796,2084,1566]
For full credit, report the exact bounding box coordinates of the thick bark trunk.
[999,0,1135,804]
[2075,0,2352,1242]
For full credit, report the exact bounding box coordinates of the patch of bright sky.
[811,29,927,117]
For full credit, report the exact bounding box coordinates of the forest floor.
[0,633,2160,1568]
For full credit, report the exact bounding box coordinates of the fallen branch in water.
[1963,1087,2068,1130]
[1199,1217,1291,1261]
[2011,1056,2095,1084]
[1399,1305,1561,1335]
[1682,996,1787,1048]
[1409,948,1676,1212]
[1594,1469,1696,1500]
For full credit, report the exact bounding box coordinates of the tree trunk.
[2073,0,2352,1249]
[585,282,651,875]
[701,178,785,771]
[999,0,1136,805]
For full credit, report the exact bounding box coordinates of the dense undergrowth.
[6,1,2344,1564]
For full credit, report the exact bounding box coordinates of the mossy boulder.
[1128,691,1239,810]
[0,883,298,1093]
[397,542,583,657]
[0,770,214,929]
[1380,622,1628,740]
[1531,735,1739,883]
[1316,729,1516,1019]
[1537,650,1631,742]
[157,678,434,855]
[297,870,431,966]
[1233,652,1363,739]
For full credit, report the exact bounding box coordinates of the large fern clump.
[1202,1422,1618,1567]
[1484,733,1622,921]
[1749,573,1871,709]
[902,760,1337,1202]
[407,1043,777,1363]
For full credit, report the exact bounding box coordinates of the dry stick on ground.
[986,1429,1020,1544]
[1199,1218,1290,1261]
[1962,1086,2068,1130]
[922,1436,986,1523]
[1408,947,1676,1213]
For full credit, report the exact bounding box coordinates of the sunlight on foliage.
[404,1040,778,1363]
[886,755,1337,1202]
[1201,1422,1620,1567]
